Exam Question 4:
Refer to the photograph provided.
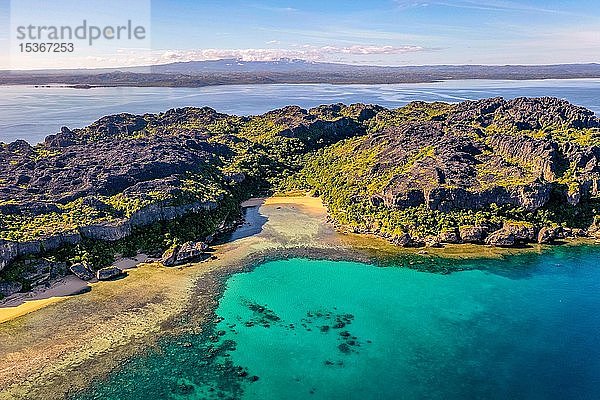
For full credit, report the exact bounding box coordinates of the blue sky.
[1,0,599,68]
[147,0,600,65]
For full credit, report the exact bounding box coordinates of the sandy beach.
[0,195,576,399]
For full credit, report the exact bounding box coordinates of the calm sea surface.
[1,79,600,143]
[75,246,600,400]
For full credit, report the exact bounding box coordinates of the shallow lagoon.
[76,245,600,400]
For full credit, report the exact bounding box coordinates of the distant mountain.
[148,59,600,76]
[1,60,600,87]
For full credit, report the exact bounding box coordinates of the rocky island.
[1,97,599,298]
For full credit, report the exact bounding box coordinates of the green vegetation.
[1,98,600,286]
[366,101,453,133]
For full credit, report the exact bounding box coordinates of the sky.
[1,0,599,69]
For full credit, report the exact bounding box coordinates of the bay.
[75,246,600,400]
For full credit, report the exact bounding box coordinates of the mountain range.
[1,59,600,87]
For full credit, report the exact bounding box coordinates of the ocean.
[1,79,600,143]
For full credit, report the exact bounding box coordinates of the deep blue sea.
[1,78,600,143]
[75,246,600,400]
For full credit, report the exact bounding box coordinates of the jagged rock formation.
[160,240,210,267]
[369,98,599,212]
[1,97,599,295]
[301,97,600,246]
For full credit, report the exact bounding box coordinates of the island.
[1,96,600,301]
[2,61,600,88]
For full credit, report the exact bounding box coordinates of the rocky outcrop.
[96,267,124,281]
[391,233,412,247]
[424,235,442,248]
[0,234,81,273]
[537,227,557,244]
[301,97,600,250]
[488,134,560,181]
[160,246,179,267]
[438,229,461,244]
[176,241,209,264]
[459,226,488,244]
[1,98,599,276]
[161,241,209,266]
[589,216,600,237]
[80,200,218,242]
[0,240,18,272]
[69,263,94,281]
[493,97,599,131]
[423,183,554,212]
[502,221,537,243]
[485,230,516,247]
[0,134,226,207]
[0,200,218,272]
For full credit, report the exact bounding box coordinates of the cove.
[74,246,600,400]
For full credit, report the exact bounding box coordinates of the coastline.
[0,195,597,399]
[0,254,156,324]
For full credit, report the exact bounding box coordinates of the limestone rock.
[438,229,460,244]
[571,228,588,237]
[69,263,94,281]
[459,226,488,244]
[392,233,412,247]
[97,267,124,281]
[161,246,180,267]
[537,227,556,244]
[425,235,442,248]
[175,241,208,264]
[485,230,516,247]
[503,221,536,242]
[0,240,18,273]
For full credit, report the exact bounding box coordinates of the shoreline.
[1,196,596,325]
[2,77,600,91]
[0,254,157,324]
[2,195,593,315]
[0,195,597,399]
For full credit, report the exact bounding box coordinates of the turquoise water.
[76,246,600,400]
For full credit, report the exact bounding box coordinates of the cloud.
[250,4,299,13]
[9,44,430,69]
[394,0,560,14]
[152,45,426,64]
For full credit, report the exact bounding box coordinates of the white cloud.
[151,45,425,64]
[5,44,429,69]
